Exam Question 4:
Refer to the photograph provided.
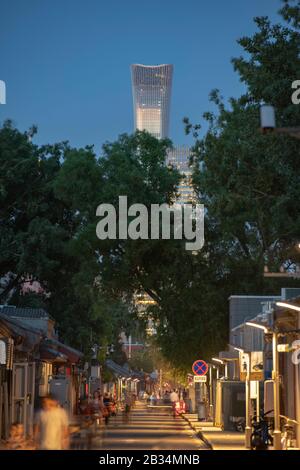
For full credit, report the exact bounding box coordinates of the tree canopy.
[1,1,299,370]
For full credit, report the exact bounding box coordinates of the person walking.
[34,395,69,450]
[122,392,132,423]
[103,392,111,425]
[109,393,117,416]
[170,389,179,417]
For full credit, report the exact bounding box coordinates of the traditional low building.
[226,288,300,445]
[0,306,84,440]
[0,311,42,438]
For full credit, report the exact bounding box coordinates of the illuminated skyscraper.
[130,64,196,327]
[131,64,173,139]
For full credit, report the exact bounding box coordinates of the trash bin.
[197,400,206,421]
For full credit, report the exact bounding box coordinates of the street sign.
[192,360,208,376]
[240,353,250,381]
[277,344,290,352]
[250,351,264,381]
[277,343,299,353]
[250,380,259,399]
[239,351,264,381]
[194,375,207,383]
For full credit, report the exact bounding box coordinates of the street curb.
[181,414,213,450]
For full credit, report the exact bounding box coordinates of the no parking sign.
[192,359,208,376]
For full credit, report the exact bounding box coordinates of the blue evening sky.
[0,0,282,151]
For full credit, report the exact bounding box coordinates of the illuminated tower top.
[131,64,173,139]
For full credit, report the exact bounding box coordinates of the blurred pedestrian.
[103,392,111,425]
[170,389,179,417]
[34,395,69,450]
[109,393,117,416]
[90,391,99,413]
[170,389,179,403]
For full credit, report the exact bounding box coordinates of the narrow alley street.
[98,402,207,450]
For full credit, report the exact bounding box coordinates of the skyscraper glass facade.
[131,64,173,139]
[130,65,196,329]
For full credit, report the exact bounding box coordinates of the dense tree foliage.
[0,122,135,354]
[186,0,300,281]
[1,1,299,370]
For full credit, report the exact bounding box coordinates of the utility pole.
[272,330,282,450]
[245,357,252,448]
[246,322,282,450]
[234,347,251,448]
[209,365,213,419]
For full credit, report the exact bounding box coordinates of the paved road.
[97,401,206,450]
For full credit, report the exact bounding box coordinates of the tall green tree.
[152,1,300,367]
[0,120,68,300]
[186,0,300,296]
[0,122,134,355]
[3,1,299,370]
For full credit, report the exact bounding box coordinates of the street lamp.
[260,104,276,130]
[212,358,223,364]
[208,363,214,420]
[246,321,282,450]
[260,104,300,139]
[212,358,227,379]
[234,347,252,448]
[245,321,268,333]
[233,346,244,354]
[276,301,300,313]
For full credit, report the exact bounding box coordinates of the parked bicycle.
[251,409,274,450]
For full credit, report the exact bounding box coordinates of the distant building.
[0,306,83,437]
[229,295,281,349]
[130,65,195,205]
[131,64,173,139]
[226,289,300,447]
[166,146,196,204]
[134,293,157,337]
[130,64,195,336]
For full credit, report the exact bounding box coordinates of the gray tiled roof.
[0,306,53,320]
[105,359,131,378]
[105,359,144,379]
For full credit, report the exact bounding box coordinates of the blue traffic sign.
[192,360,208,376]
